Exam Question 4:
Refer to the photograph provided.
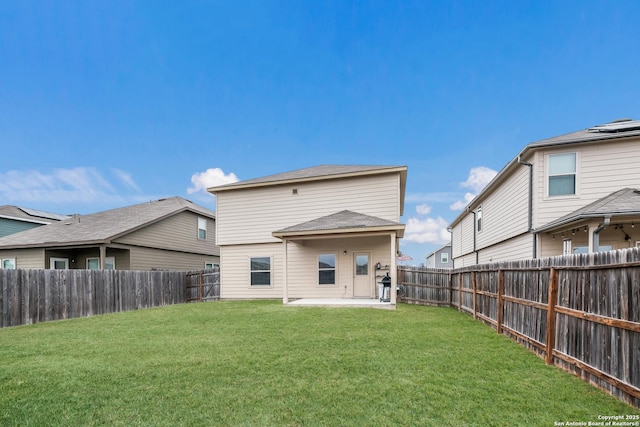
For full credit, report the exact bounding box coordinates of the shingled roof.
[536,188,640,233]
[273,210,405,238]
[0,197,215,249]
[209,164,407,192]
[0,205,69,224]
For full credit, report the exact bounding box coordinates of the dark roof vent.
[611,118,632,123]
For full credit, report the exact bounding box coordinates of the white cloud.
[461,166,497,193]
[0,167,126,204]
[187,168,239,194]
[403,216,450,244]
[416,204,432,215]
[450,192,476,211]
[111,168,140,191]
[449,166,497,211]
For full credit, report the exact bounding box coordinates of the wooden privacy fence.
[398,248,640,408]
[0,269,187,328]
[186,269,221,302]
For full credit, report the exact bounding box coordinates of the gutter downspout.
[592,216,610,253]
[518,155,536,258]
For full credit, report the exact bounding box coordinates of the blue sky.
[1,1,639,264]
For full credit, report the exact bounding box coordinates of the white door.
[353,252,372,298]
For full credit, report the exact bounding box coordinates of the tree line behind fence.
[0,268,220,328]
[398,247,640,409]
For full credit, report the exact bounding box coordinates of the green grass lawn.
[0,301,637,426]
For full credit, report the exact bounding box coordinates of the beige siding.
[129,246,219,271]
[0,249,44,269]
[453,253,477,268]
[535,138,640,227]
[451,214,475,259]
[216,174,401,245]
[220,243,283,300]
[478,233,533,263]
[115,211,219,256]
[285,236,391,299]
[220,236,393,300]
[476,165,529,248]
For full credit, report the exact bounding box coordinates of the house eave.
[448,131,640,229]
[209,166,408,193]
[272,225,405,240]
[535,212,640,234]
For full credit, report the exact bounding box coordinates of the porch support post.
[99,245,107,270]
[390,232,397,305]
[282,238,289,304]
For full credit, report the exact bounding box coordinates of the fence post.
[448,272,453,307]
[472,271,478,319]
[497,269,504,335]
[198,272,204,302]
[458,274,463,312]
[545,267,558,365]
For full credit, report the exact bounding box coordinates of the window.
[476,206,482,232]
[440,252,449,264]
[2,258,16,269]
[355,254,368,275]
[318,254,336,285]
[87,257,115,270]
[548,153,576,196]
[563,239,572,255]
[198,218,207,240]
[205,262,219,269]
[50,258,69,269]
[250,257,271,286]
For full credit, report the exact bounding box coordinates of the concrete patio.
[285,298,395,309]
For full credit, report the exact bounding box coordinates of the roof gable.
[0,197,216,249]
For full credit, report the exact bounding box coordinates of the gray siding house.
[0,205,69,238]
[426,243,452,268]
[0,197,219,271]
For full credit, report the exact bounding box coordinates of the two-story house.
[450,118,640,267]
[208,165,407,304]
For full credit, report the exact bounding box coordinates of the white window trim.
[1,258,16,269]
[198,217,207,240]
[50,257,69,269]
[440,252,449,264]
[205,262,219,269]
[546,152,579,198]
[476,206,483,233]
[318,253,337,286]
[249,256,272,287]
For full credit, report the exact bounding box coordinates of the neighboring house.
[208,165,407,304]
[426,243,452,268]
[0,197,219,271]
[0,205,69,238]
[449,118,640,267]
